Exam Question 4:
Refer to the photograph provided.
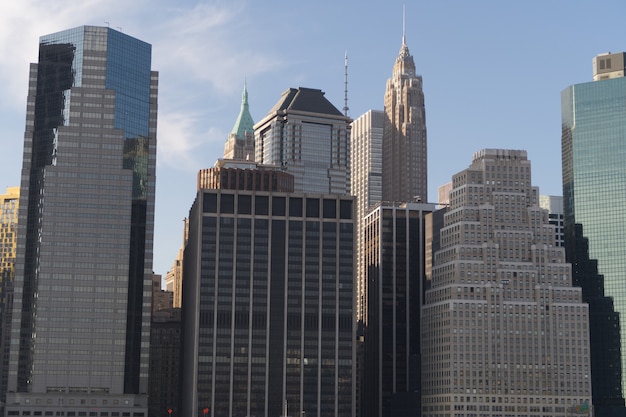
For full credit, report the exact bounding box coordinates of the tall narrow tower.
[6,26,158,416]
[382,18,427,203]
[562,51,626,414]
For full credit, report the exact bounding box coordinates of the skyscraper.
[181,170,355,417]
[6,26,157,416]
[422,149,592,417]
[148,308,181,417]
[223,82,255,160]
[562,51,626,411]
[361,201,434,417]
[254,87,352,195]
[382,33,427,203]
[350,109,384,323]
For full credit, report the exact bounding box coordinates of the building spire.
[230,80,254,138]
[343,51,349,117]
[402,4,406,46]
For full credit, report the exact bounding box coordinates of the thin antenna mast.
[343,51,349,117]
[402,4,406,45]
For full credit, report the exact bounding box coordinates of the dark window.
[220,193,234,214]
[238,194,252,214]
[323,198,336,218]
[306,198,320,218]
[340,199,352,219]
[289,197,302,217]
[203,192,217,213]
[255,195,269,215]
[273,196,286,216]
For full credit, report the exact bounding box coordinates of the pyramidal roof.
[267,87,344,117]
[231,81,255,138]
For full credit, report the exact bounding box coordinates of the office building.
[350,109,384,323]
[350,110,383,417]
[181,172,355,417]
[151,273,173,314]
[539,195,564,247]
[223,82,255,160]
[540,196,622,414]
[148,308,181,417]
[6,26,157,416]
[562,52,626,413]
[438,183,452,207]
[382,33,427,203]
[254,87,352,195]
[0,187,19,411]
[361,202,435,417]
[422,149,592,417]
[164,219,187,309]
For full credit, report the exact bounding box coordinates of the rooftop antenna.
[402,4,406,45]
[343,50,349,117]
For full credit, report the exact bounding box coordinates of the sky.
[1,0,625,278]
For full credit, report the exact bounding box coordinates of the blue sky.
[1,0,624,277]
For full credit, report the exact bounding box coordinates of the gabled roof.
[231,81,255,138]
[267,87,344,117]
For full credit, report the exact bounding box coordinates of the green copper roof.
[231,81,254,138]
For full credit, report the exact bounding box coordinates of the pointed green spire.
[230,80,254,138]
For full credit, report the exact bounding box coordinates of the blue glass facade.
[106,29,152,140]
[562,75,626,410]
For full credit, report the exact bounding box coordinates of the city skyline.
[1,1,625,276]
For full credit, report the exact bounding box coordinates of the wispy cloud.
[0,0,148,109]
[150,2,284,96]
[156,109,225,171]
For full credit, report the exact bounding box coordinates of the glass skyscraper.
[562,52,626,412]
[5,26,157,416]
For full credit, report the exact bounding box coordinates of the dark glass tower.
[562,52,626,414]
[181,183,356,417]
[5,26,157,416]
[361,202,434,417]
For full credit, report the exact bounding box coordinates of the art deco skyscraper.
[562,51,626,413]
[5,26,157,416]
[254,87,352,195]
[382,34,427,203]
[422,149,592,417]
